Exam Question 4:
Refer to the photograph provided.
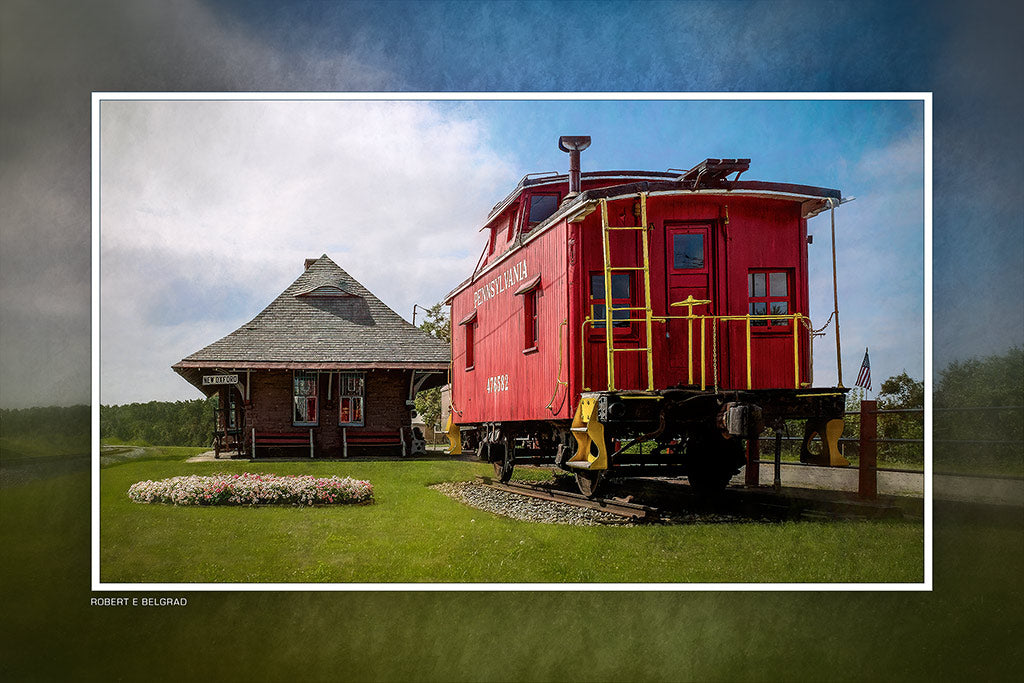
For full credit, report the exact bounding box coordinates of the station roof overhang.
[173,361,449,395]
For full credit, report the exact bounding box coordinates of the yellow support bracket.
[801,417,849,466]
[824,418,849,466]
[568,396,608,470]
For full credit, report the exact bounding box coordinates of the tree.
[876,371,924,465]
[414,302,451,435]
[417,302,450,343]
[933,347,1022,474]
[878,371,924,412]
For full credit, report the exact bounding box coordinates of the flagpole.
[829,199,844,387]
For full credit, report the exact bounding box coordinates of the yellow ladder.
[599,193,655,391]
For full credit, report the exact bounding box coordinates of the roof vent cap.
[558,136,591,196]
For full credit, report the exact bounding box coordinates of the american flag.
[855,348,871,391]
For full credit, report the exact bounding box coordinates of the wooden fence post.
[745,428,760,487]
[859,400,877,499]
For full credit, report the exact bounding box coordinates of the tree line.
[2,345,1019,472]
[99,398,217,446]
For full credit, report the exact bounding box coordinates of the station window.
[338,373,365,427]
[590,272,632,330]
[527,194,559,228]
[293,371,318,426]
[748,270,792,328]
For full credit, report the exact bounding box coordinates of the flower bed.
[127,473,373,506]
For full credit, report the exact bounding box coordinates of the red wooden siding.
[450,179,819,427]
[451,221,572,423]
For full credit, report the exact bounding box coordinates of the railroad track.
[477,476,661,521]
[476,475,913,522]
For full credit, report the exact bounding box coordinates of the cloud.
[100,100,517,403]
[807,132,925,388]
[0,0,394,408]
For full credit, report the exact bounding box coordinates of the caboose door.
[664,223,716,385]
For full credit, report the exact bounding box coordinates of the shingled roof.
[173,255,450,382]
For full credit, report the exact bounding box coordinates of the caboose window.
[527,194,559,228]
[293,371,319,426]
[338,372,365,426]
[459,310,478,370]
[486,227,497,256]
[672,233,705,269]
[465,320,476,369]
[590,273,632,329]
[524,290,539,350]
[748,270,792,328]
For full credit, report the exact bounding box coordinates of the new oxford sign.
[202,374,239,386]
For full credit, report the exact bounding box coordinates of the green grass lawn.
[2,444,1021,681]
[95,448,924,584]
[0,434,90,460]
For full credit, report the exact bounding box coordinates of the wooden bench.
[343,428,405,457]
[252,429,314,459]
[213,428,245,458]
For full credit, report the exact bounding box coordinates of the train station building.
[172,254,450,457]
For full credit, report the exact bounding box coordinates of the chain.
[806,311,835,337]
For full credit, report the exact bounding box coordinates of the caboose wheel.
[491,440,514,483]
[575,470,604,498]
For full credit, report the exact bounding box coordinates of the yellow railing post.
[599,198,615,390]
[745,317,752,389]
[686,309,694,385]
[580,318,591,391]
[700,317,706,390]
[792,314,801,388]
[639,193,654,391]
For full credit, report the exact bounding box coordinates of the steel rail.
[476,476,660,520]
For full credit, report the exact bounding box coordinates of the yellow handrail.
[580,309,810,391]
[545,319,569,413]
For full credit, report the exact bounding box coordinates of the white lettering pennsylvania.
[473,259,527,309]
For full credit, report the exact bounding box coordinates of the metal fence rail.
[746,400,1023,498]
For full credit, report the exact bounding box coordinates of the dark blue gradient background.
[1,1,1021,680]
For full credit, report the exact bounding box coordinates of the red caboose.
[445,136,849,495]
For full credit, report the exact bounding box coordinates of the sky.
[1,0,1020,408]
[99,97,923,404]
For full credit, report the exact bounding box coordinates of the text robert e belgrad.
[91,597,187,607]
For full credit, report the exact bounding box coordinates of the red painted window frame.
[292,370,319,426]
[748,269,793,331]
[523,289,539,351]
[589,271,636,338]
[526,192,561,230]
[337,372,365,427]
[464,319,476,370]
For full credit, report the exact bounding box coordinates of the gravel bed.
[431,481,633,526]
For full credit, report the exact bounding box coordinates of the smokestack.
[304,258,318,270]
[558,135,591,197]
